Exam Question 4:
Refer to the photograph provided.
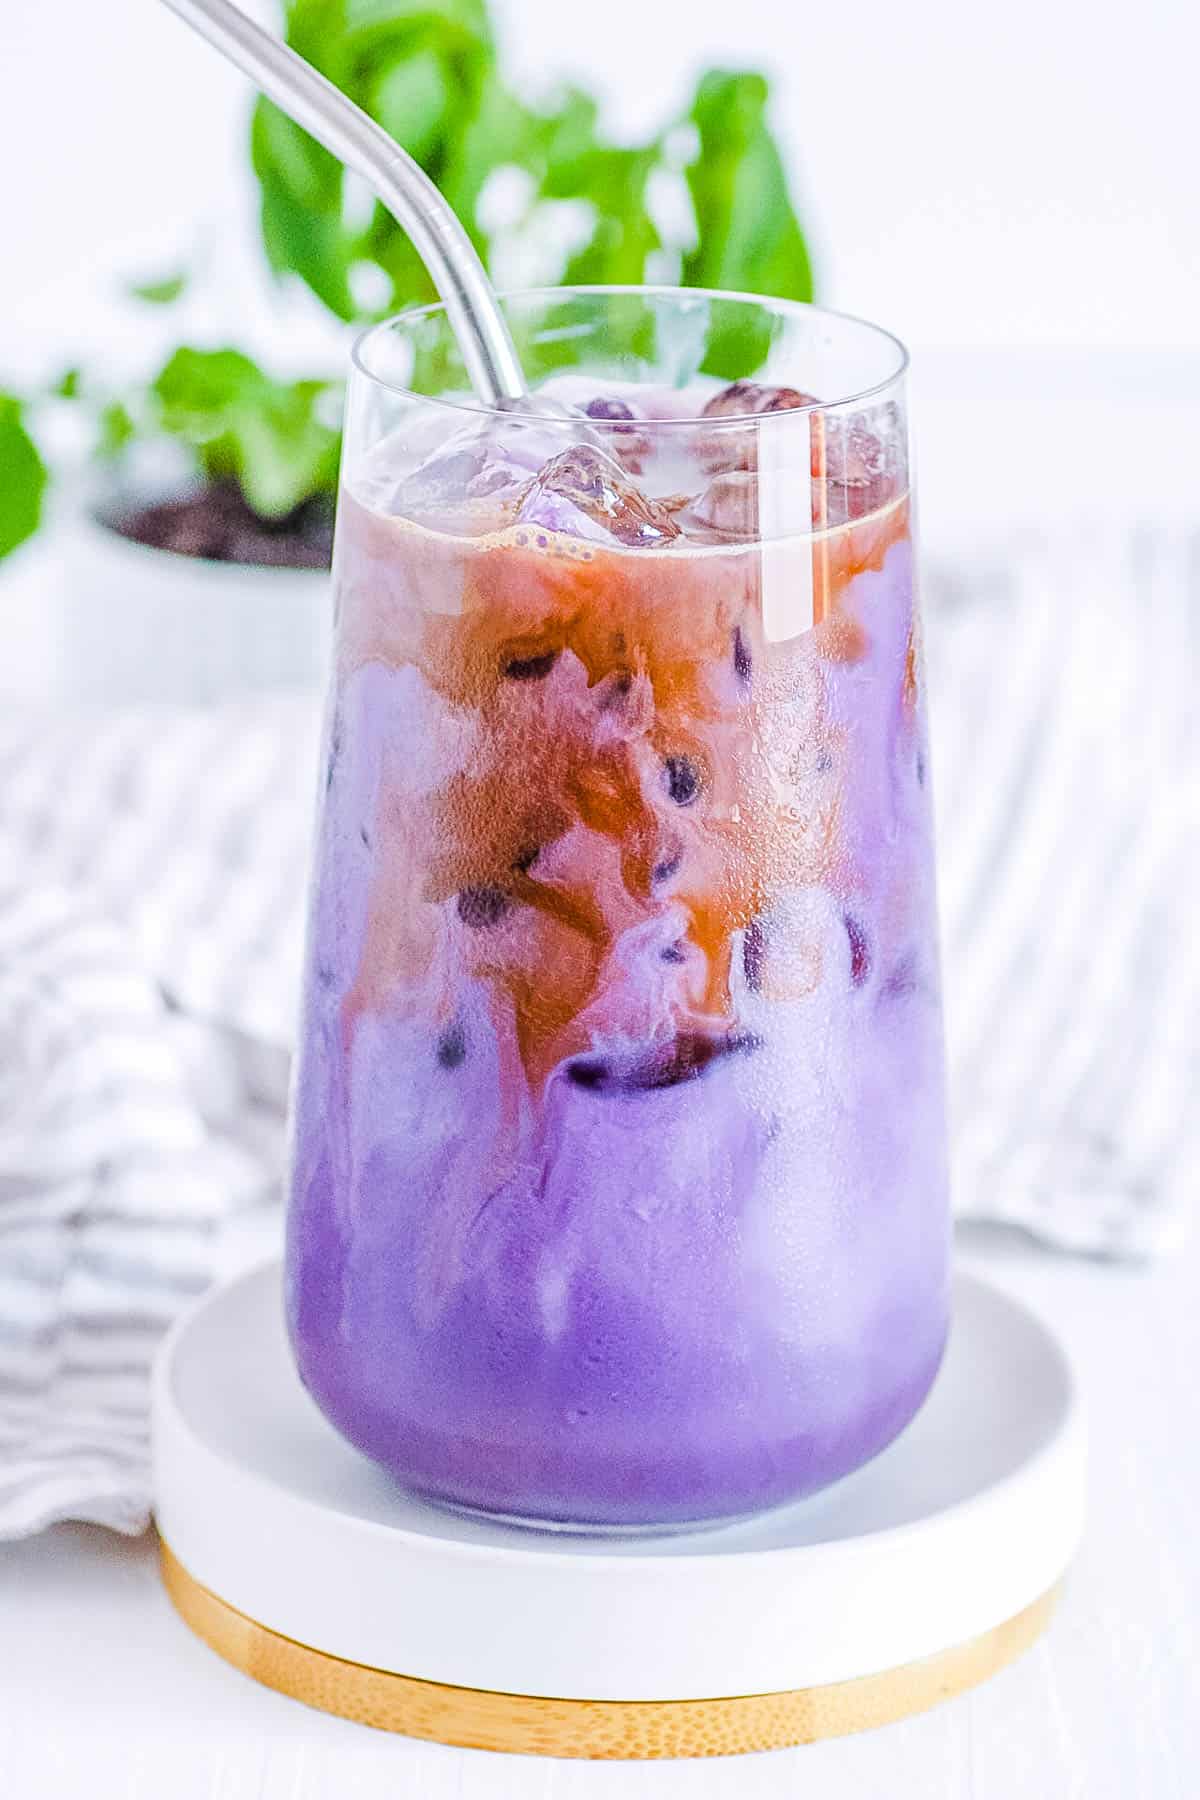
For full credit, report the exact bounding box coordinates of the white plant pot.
[33,492,332,706]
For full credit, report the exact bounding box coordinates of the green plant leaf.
[251,0,501,317]
[153,347,263,418]
[341,0,492,59]
[360,202,439,311]
[219,380,342,518]
[96,400,138,461]
[284,0,351,76]
[537,88,600,198]
[683,69,814,377]
[370,47,451,162]
[439,72,536,259]
[0,394,48,561]
[151,348,342,519]
[52,366,83,399]
[683,70,813,295]
[248,4,817,350]
[563,148,661,287]
[216,4,818,498]
[128,271,189,305]
[251,97,357,318]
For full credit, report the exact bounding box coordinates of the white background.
[1,0,1198,371]
[1,9,1198,1795]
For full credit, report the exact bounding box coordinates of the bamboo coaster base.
[154,1263,1083,1759]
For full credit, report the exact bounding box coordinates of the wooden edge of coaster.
[159,1537,1061,1759]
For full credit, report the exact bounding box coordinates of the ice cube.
[535,375,718,424]
[584,396,639,422]
[533,374,644,412]
[814,413,901,523]
[701,380,819,422]
[388,414,587,531]
[816,405,907,525]
[526,378,653,471]
[675,470,760,542]
[581,395,652,473]
[636,382,724,421]
[516,445,682,548]
[699,380,819,475]
[386,433,518,531]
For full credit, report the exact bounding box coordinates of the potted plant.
[1,0,813,703]
[26,348,342,703]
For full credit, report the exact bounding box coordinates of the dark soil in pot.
[104,480,334,571]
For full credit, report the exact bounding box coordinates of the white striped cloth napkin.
[0,871,245,1534]
[935,525,1197,1254]
[0,523,1195,1538]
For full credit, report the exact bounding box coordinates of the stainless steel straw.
[157,0,528,407]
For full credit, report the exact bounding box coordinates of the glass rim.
[350,284,910,427]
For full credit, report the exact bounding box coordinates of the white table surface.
[2,1223,1198,1799]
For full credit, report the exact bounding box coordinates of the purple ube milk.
[286,371,950,1530]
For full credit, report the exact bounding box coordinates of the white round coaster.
[153,1262,1083,1745]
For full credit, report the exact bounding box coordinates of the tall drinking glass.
[287,288,950,1531]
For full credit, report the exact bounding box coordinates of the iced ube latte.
[287,291,950,1529]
